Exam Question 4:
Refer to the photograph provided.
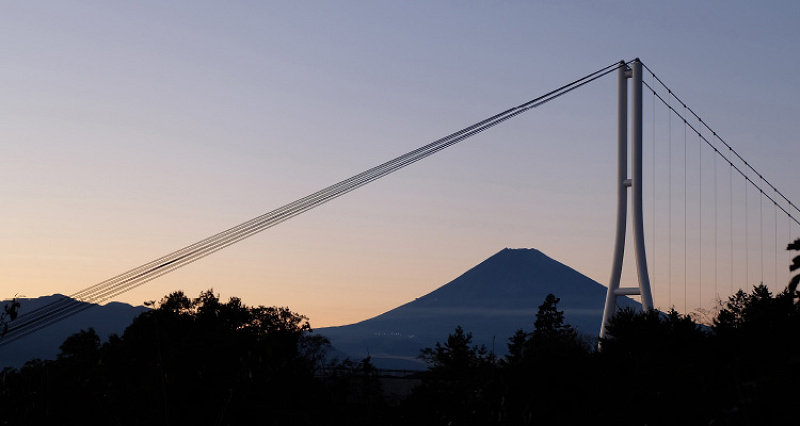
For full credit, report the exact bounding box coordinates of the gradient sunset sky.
[3,1,800,327]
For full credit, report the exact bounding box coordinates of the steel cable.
[1,61,625,346]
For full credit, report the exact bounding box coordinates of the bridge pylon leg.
[600,58,654,341]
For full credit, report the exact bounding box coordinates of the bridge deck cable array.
[643,63,800,220]
[642,78,800,226]
[642,64,800,314]
[0,61,626,347]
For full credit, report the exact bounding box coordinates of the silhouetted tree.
[499,294,592,425]
[504,293,587,367]
[57,327,100,360]
[533,294,570,335]
[503,328,530,366]
[419,325,489,375]
[0,297,20,337]
[710,282,800,425]
[601,307,706,356]
[298,332,332,373]
[788,238,800,293]
[409,326,496,425]
[0,289,335,425]
[714,284,789,333]
[595,308,720,425]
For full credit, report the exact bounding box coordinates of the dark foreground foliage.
[5,237,800,425]
[394,239,800,425]
[401,285,800,426]
[4,287,800,426]
[0,290,385,426]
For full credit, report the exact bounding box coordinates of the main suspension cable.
[642,63,800,219]
[0,61,625,347]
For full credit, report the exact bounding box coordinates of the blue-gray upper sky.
[2,1,799,326]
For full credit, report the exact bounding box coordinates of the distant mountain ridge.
[1,248,639,370]
[317,248,639,369]
[0,294,148,368]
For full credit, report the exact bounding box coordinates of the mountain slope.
[317,248,639,368]
[2,249,640,369]
[0,295,149,368]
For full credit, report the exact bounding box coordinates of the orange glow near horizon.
[2,2,800,329]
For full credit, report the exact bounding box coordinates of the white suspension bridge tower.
[600,58,655,338]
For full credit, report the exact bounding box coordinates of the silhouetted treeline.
[392,239,800,425]
[400,284,800,426]
[0,290,385,425]
[4,238,800,425]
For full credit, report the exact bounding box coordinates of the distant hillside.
[1,249,639,370]
[0,295,148,368]
[317,248,639,369]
